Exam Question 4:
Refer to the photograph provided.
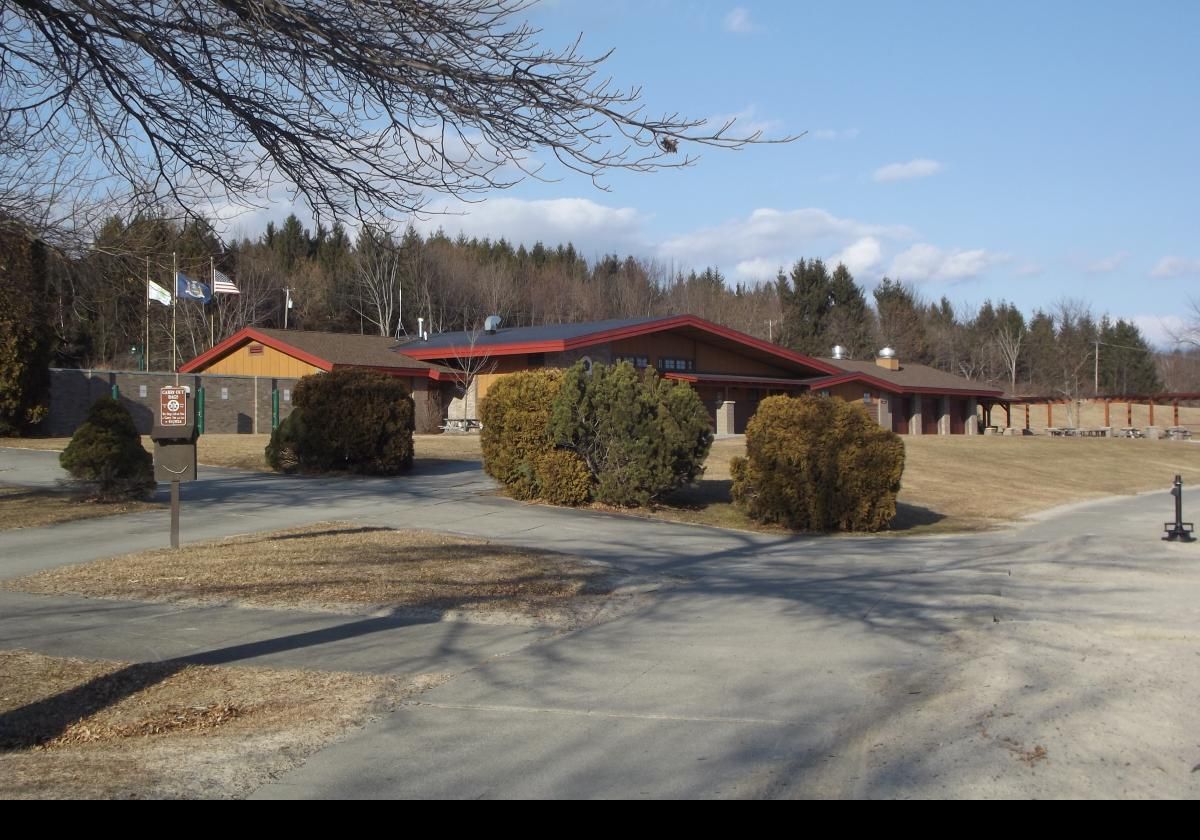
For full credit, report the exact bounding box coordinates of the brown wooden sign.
[160,386,188,426]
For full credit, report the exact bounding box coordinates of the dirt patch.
[3,522,626,628]
[0,487,160,531]
[0,649,441,799]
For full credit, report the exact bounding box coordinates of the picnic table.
[1166,427,1193,441]
[440,418,482,433]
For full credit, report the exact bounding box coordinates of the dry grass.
[0,487,159,531]
[2,433,482,473]
[653,434,1200,535]
[0,649,439,799]
[4,522,620,627]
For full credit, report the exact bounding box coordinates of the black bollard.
[1163,475,1195,542]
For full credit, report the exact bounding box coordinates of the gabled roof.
[397,315,844,377]
[179,327,453,376]
[810,358,1005,398]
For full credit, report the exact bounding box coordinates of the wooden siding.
[202,343,322,378]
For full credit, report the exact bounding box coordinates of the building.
[395,315,1007,434]
[178,327,457,432]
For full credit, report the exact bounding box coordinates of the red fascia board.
[179,327,334,373]
[806,371,1002,399]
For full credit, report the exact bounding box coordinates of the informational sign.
[160,386,188,426]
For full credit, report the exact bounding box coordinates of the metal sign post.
[152,385,198,549]
[1163,475,1195,542]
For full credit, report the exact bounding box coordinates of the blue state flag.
[176,272,212,303]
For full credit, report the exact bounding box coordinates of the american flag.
[212,269,240,295]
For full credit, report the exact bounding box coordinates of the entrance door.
[922,397,940,435]
[892,397,909,434]
[949,399,966,434]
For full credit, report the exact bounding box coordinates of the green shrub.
[533,449,592,506]
[59,396,154,500]
[731,394,904,531]
[479,369,563,500]
[265,407,305,473]
[549,361,713,507]
[268,369,414,475]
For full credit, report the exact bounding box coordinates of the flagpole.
[209,256,216,349]
[144,256,150,372]
[172,251,178,384]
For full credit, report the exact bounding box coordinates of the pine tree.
[777,258,831,356]
[824,264,874,359]
[873,278,929,363]
[0,228,51,435]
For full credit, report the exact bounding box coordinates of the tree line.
[11,213,1200,404]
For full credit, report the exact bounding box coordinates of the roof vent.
[831,345,847,360]
[876,347,900,371]
[484,314,502,335]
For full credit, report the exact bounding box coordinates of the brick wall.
[44,368,448,436]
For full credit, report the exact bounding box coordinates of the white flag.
[212,269,240,295]
[148,279,172,306]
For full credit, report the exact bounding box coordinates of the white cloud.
[890,243,1006,282]
[658,207,914,271]
[1085,252,1129,274]
[812,128,860,141]
[1131,314,1187,349]
[723,7,759,33]
[1151,256,1200,278]
[1014,262,1044,277]
[733,257,782,283]
[872,158,943,182]
[709,104,783,140]
[830,236,882,276]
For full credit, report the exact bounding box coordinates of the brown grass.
[652,434,1200,535]
[2,433,482,472]
[3,522,619,627]
[0,649,439,799]
[0,487,159,531]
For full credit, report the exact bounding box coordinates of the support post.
[170,480,180,549]
[1047,403,1052,427]
[1127,402,1133,427]
[1104,400,1110,426]
[272,388,280,430]
[1149,402,1155,426]
[1174,400,1180,427]
[1163,475,1195,542]
[1025,403,1030,430]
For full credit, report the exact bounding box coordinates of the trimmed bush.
[731,394,904,532]
[549,361,713,507]
[533,449,592,506]
[479,369,563,500]
[59,397,154,500]
[265,368,414,475]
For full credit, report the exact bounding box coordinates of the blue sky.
[228,1,1200,345]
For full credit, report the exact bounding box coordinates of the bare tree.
[2,0,792,233]
[994,321,1024,392]
[350,226,403,336]
[446,320,497,426]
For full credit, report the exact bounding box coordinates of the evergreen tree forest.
[17,212,1193,397]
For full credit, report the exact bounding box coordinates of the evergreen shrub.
[266,369,414,474]
[59,396,154,500]
[730,394,904,531]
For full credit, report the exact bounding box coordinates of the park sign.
[152,385,199,548]
[160,385,188,426]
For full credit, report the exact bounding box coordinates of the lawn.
[0,649,436,799]
[0,487,159,532]
[3,522,626,628]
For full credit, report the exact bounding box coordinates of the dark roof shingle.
[250,328,447,370]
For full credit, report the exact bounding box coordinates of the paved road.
[3,447,1199,798]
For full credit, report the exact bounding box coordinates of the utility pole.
[1094,340,1100,393]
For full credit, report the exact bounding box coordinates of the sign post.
[152,385,198,548]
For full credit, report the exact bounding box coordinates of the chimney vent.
[484,314,502,335]
[876,347,900,371]
[831,345,847,360]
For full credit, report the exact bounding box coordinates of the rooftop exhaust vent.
[484,314,502,335]
[831,345,847,360]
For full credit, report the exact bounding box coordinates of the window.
[657,358,694,372]
[138,385,147,398]
[615,355,648,368]
[283,389,291,403]
[220,387,229,400]
[527,353,545,368]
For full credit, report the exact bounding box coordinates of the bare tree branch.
[2,0,797,233]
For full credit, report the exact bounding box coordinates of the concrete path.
[3,447,1200,798]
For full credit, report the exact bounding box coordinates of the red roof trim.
[179,327,334,374]
[807,371,1003,398]
[401,315,844,376]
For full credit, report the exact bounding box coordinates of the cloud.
[412,197,647,257]
[1085,252,1129,274]
[1131,315,1187,349]
[830,236,883,276]
[890,243,1007,282]
[723,7,759,33]
[733,257,782,283]
[709,105,784,140]
[1151,256,1200,278]
[872,158,943,182]
[812,128,861,141]
[1014,262,1044,277]
[658,207,914,272]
